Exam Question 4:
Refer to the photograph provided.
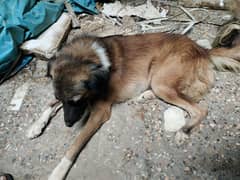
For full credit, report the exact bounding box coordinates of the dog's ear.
[46,57,55,78]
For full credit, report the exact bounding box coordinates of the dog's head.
[47,36,111,127]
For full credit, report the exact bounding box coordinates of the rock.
[184,166,191,172]
[164,107,186,132]
[196,39,212,49]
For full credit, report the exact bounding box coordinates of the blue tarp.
[0,0,97,82]
[69,0,97,14]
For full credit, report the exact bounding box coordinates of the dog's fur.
[47,32,240,179]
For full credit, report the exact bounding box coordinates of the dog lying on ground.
[47,32,240,179]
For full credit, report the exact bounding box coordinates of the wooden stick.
[64,1,80,28]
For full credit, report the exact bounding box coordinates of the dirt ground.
[0,3,240,180]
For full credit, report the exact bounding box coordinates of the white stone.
[164,106,186,132]
[196,39,212,49]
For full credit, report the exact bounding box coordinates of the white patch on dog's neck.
[91,42,111,69]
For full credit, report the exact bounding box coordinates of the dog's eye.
[89,64,102,71]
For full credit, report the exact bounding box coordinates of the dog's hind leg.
[48,101,112,180]
[151,83,207,133]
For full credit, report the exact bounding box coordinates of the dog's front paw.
[26,107,53,139]
[48,156,73,180]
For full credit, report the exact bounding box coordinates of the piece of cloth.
[0,0,97,83]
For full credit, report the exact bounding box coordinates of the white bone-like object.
[8,81,30,111]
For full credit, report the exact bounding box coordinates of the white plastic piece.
[164,106,186,132]
[8,82,30,111]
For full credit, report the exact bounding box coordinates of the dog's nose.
[65,121,74,127]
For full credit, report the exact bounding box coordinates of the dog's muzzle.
[62,99,88,127]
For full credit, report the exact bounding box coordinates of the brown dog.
[47,32,240,179]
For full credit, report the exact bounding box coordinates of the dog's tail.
[209,46,240,73]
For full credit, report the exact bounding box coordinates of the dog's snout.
[62,100,88,127]
[65,121,74,127]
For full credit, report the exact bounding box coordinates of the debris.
[102,0,167,20]
[164,106,186,132]
[184,166,191,173]
[75,16,123,37]
[8,81,30,111]
[137,17,168,32]
[64,1,80,28]
[121,0,147,6]
[212,21,240,47]
[137,6,208,34]
[26,100,62,139]
[175,6,207,35]
[77,16,105,34]
[179,6,197,34]
[21,13,71,59]
[231,0,240,19]
[178,0,232,10]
